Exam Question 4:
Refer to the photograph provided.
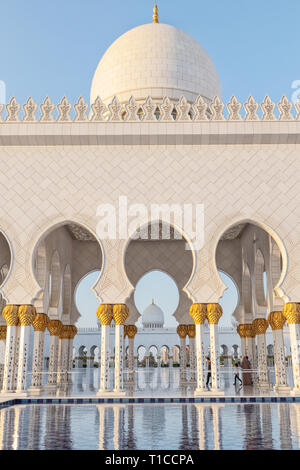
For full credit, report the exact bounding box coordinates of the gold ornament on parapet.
[96,304,113,325]
[47,319,63,336]
[268,311,286,330]
[252,318,268,335]
[113,304,129,325]
[177,324,188,338]
[2,304,19,326]
[207,304,223,325]
[0,325,7,340]
[18,304,36,326]
[187,324,196,338]
[189,303,207,325]
[32,313,49,332]
[283,302,300,324]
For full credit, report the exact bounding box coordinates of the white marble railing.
[1,94,299,123]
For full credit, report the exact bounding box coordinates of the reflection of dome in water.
[142,300,164,328]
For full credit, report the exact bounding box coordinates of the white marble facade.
[0,12,299,396]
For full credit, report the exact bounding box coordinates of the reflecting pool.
[0,403,300,450]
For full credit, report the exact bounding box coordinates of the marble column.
[177,325,187,382]
[46,319,62,389]
[57,325,71,387]
[1,305,19,393]
[0,326,7,387]
[29,313,49,392]
[87,356,94,368]
[268,311,290,393]
[190,303,207,395]
[97,304,113,394]
[16,305,36,393]
[12,325,21,390]
[252,318,269,390]
[113,304,129,395]
[187,325,196,382]
[283,302,300,395]
[207,304,224,395]
[127,325,137,386]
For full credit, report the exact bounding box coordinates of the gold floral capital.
[0,325,7,340]
[252,318,268,335]
[96,304,113,326]
[189,303,207,325]
[268,311,286,330]
[113,304,129,326]
[177,324,188,338]
[187,324,196,338]
[2,305,19,326]
[237,324,254,338]
[18,305,36,326]
[126,324,138,339]
[32,313,49,332]
[207,304,223,325]
[283,302,300,324]
[47,319,63,336]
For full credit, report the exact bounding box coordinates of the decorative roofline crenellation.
[1,94,300,123]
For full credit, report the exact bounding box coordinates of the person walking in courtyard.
[206,356,211,389]
[241,356,253,385]
[233,362,242,387]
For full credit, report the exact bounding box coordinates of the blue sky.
[1,0,300,106]
[1,1,294,326]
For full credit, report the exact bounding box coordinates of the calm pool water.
[0,403,300,450]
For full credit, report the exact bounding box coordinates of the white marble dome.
[142,301,164,328]
[90,23,221,106]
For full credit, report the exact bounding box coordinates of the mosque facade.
[0,4,299,397]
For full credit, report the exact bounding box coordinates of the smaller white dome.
[142,301,164,328]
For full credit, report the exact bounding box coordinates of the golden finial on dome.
[153,1,159,23]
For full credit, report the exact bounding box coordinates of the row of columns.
[1,300,300,397]
[237,311,291,393]
[237,304,300,395]
[185,302,300,396]
[0,304,77,394]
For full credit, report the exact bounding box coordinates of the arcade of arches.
[0,220,298,397]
